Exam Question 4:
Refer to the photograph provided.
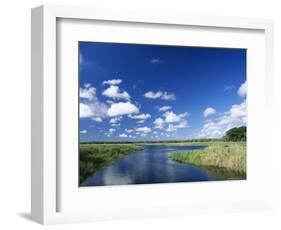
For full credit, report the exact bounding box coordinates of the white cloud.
[125,129,133,133]
[92,117,102,122]
[204,107,216,118]
[161,92,176,100]
[150,58,163,64]
[106,100,114,104]
[224,85,236,91]
[154,111,188,131]
[80,84,109,120]
[144,91,162,99]
[119,133,127,138]
[102,85,130,100]
[109,128,116,133]
[135,126,151,133]
[84,83,91,88]
[144,91,175,100]
[153,117,165,129]
[79,52,83,65]
[238,81,247,97]
[158,106,171,112]
[128,113,151,120]
[163,111,188,123]
[80,103,94,118]
[166,124,177,132]
[111,123,120,127]
[109,116,122,124]
[166,120,188,132]
[107,102,139,117]
[137,120,145,124]
[140,133,147,137]
[80,101,108,119]
[197,100,246,139]
[102,79,122,85]
[80,130,87,134]
[175,120,188,128]
[80,84,97,101]
[90,102,108,118]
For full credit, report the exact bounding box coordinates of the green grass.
[142,141,219,146]
[79,143,143,184]
[170,142,246,179]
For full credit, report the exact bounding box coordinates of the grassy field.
[170,141,246,179]
[79,143,143,184]
[141,140,218,146]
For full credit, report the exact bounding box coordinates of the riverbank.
[142,141,217,146]
[170,142,246,178]
[80,143,143,184]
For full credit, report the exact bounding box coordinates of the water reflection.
[197,166,246,180]
[82,145,231,186]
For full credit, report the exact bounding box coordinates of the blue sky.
[79,42,246,142]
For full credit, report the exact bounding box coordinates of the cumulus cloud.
[80,101,108,119]
[107,102,139,117]
[166,124,177,132]
[150,58,163,64]
[158,106,171,112]
[161,92,176,100]
[166,120,188,132]
[153,111,189,131]
[135,126,151,133]
[197,100,246,139]
[80,130,87,134]
[144,91,162,99]
[109,116,122,124]
[102,79,122,85]
[80,83,97,101]
[125,129,133,133]
[79,52,83,65]
[144,91,175,100]
[102,85,130,100]
[111,123,120,127]
[119,133,127,138]
[137,120,145,124]
[128,113,151,120]
[109,128,116,133]
[153,117,165,129]
[92,117,103,122]
[163,111,188,123]
[80,103,94,118]
[106,100,114,104]
[224,85,236,91]
[238,81,247,97]
[80,83,109,120]
[203,107,216,118]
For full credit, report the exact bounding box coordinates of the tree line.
[223,126,246,141]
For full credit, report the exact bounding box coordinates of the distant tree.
[223,126,246,141]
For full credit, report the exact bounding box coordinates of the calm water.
[82,145,220,186]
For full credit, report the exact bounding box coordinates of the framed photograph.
[31,5,274,225]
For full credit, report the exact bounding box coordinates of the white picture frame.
[31,5,274,225]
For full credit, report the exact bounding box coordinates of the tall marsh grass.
[170,142,246,176]
[80,144,143,184]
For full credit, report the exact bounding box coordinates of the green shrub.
[223,126,246,142]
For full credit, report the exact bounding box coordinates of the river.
[81,145,222,186]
